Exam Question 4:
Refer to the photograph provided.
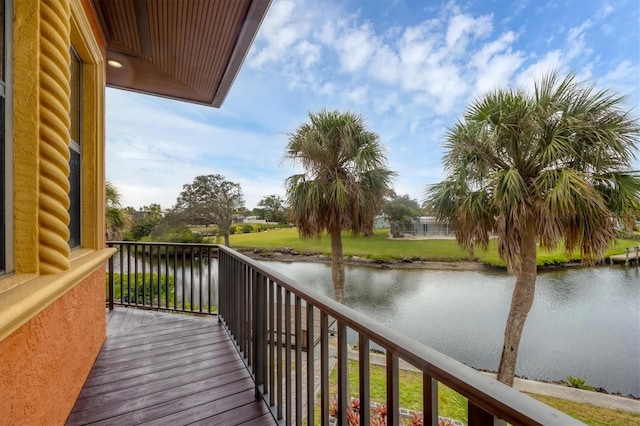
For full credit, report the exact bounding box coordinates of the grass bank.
[326,360,638,425]
[226,228,637,268]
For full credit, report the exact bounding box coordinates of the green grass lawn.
[324,360,638,425]
[225,228,638,267]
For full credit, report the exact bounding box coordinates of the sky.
[106,0,640,211]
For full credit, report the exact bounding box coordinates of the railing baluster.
[306,302,314,426]
[142,244,147,306]
[157,244,161,306]
[149,245,155,307]
[198,248,203,312]
[108,251,114,310]
[164,244,169,309]
[320,312,329,425]
[238,263,245,353]
[125,245,131,303]
[208,247,212,314]
[276,283,283,420]
[181,247,186,311]
[268,277,275,405]
[260,275,269,391]
[173,246,178,310]
[244,264,249,358]
[134,244,139,306]
[189,246,194,312]
[285,290,292,425]
[387,352,399,426]
[359,335,370,425]
[337,321,348,426]
[254,270,267,399]
[294,296,302,426]
[423,373,438,426]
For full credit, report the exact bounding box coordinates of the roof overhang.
[91,0,270,107]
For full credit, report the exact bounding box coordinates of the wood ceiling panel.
[92,0,270,107]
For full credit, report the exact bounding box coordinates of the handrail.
[217,245,582,426]
[106,241,218,315]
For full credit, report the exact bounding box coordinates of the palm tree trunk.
[330,230,345,304]
[496,222,537,386]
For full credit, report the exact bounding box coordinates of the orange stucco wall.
[0,266,106,425]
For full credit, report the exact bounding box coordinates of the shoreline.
[236,248,488,271]
[235,248,606,272]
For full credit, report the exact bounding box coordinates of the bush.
[108,272,175,305]
[565,375,595,391]
[150,227,203,243]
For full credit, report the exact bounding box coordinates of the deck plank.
[67,308,276,425]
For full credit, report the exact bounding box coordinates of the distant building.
[400,216,455,237]
[244,216,267,224]
[374,216,390,229]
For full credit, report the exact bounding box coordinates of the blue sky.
[106,0,640,211]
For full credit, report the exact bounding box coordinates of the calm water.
[113,253,639,396]
[259,262,640,397]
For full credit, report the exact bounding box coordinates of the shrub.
[108,272,175,305]
[565,375,595,391]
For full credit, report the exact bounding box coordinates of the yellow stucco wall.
[0,0,112,423]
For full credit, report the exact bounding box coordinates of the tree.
[285,109,395,303]
[383,193,423,237]
[127,204,164,240]
[172,174,244,246]
[257,194,286,223]
[105,181,130,241]
[425,71,640,386]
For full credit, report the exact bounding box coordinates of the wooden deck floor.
[67,308,277,425]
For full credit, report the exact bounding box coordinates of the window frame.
[1,0,13,275]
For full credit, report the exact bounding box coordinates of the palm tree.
[285,109,395,303]
[105,181,130,241]
[425,71,640,386]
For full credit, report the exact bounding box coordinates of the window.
[0,0,10,273]
[68,46,81,249]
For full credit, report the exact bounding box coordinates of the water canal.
[259,261,640,397]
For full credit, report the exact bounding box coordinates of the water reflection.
[111,252,218,308]
[262,261,640,397]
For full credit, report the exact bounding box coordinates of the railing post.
[468,401,495,426]
[108,251,114,310]
[623,247,630,266]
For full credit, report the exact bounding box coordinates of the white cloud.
[446,13,493,51]
[335,23,378,73]
[566,20,592,60]
[295,40,321,69]
[346,86,369,104]
[471,31,525,95]
[596,2,614,18]
[248,1,311,68]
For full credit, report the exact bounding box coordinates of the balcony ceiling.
[91,0,270,107]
